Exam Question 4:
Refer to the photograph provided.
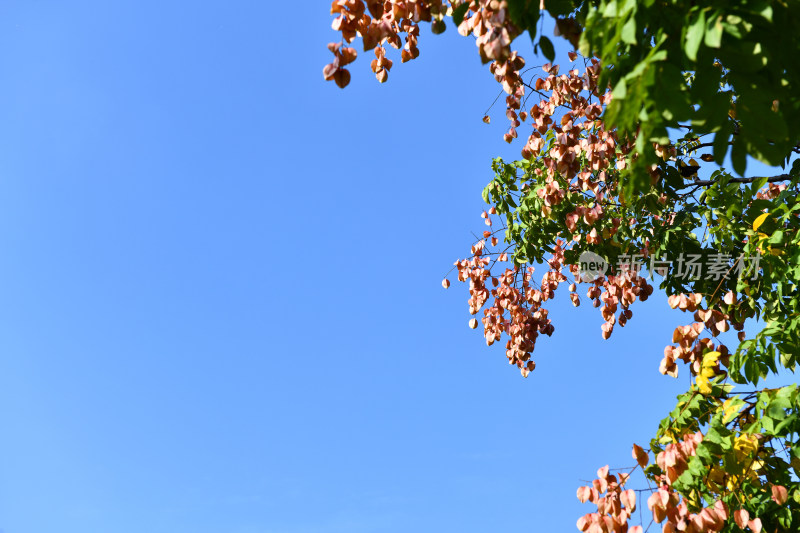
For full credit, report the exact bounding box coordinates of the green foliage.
[509,0,800,200]
[648,386,800,531]
[484,0,800,511]
[482,143,799,529]
[326,1,800,528]
[475,0,800,528]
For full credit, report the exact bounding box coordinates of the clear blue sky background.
[0,3,791,533]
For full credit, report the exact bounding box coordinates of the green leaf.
[791,158,800,177]
[773,415,796,436]
[452,2,471,26]
[705,14,723,48]
[695,443,713,462]
[539,36,555,62]
[621,16,636,44]
[688,455,707,477]
[767,401,788,420]
[602,1,619,17]
[543,0,574,16]
[769,230,785,245]
[704,427,724,446]
[731,139,747,176]
[685,10,707,62]
[507,0,541,38]
[713,124,732,165]
[613,77,628,100]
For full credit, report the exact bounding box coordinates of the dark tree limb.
[677,174,792,189]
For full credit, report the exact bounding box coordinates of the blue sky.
[0,3,791,533]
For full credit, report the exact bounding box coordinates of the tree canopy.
[325,2,800,532]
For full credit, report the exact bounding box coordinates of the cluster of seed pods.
[648,488,732,533]
[659,292,749,379]
[326,1,528,137]
[647,432,762,533]
[452,235,560,377]
[591,271,654,340]
[575,465,641,533]
[449,205,663,376]
[646,431,785,533]
[325,1,643,165]
[577,437,758,533]
[327,6,795,532]
[520,59,631,183]
[580,428,790,533]
[441,55,666,375]
[756,182,787,200]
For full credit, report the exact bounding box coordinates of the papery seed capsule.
[469,318,479,329]
[442,279,450,289]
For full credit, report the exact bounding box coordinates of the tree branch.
[676,174,792,189]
